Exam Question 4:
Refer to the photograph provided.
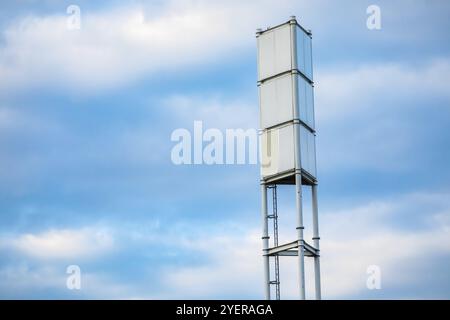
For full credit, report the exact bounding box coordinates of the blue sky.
[0,0,449,299]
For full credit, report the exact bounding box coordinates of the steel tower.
[256,16,321,300]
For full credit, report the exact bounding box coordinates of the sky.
[0,0,449,299]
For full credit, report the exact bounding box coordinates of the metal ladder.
[267,185,280,300]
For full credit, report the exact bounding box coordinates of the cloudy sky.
[0,0,449,299]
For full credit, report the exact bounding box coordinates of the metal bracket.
[267,240,319,257]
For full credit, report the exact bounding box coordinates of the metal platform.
[266,240,319,257]
[262,169,317,186]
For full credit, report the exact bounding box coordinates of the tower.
[256,16,321,300]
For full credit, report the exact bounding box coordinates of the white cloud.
[1,192,448,298]
[313,59,450,172]
[163,94,257,129]
[0,0,297,92]
[0,262,149,299]
[319,194,450,298]
[0,263,65,296]
[160,226,263,298]
[156,191,450,299]
[4,227,114,260]
[315,59,450,124]
[0,105,59,133]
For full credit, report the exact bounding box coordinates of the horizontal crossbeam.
[266,240,319,257]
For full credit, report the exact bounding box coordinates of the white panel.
[296,27,313,81]
[258,24,292,81]
[297,76,315,129]
[298,76,307,124]
[300,125,308,173]
[260,73,315,130]
[258,32,275,81]
[296,28,305,77]
[261,124,295,178]
[306,82,315,128]
[261,123,316,178]
[260,129,279,177]
[304,33,313,80]
[278,124,295,173]
[260,73,293,129]
[299,125,316,177]
[309,131,316,177]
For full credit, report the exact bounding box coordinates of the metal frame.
[257,16,321,300]
[260,180,322,300]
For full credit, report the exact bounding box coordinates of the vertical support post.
[289,16,298,72]
[295,171,306,299]
[261,182,271,300]
[291,16,306,300]
[312,184,321,300]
